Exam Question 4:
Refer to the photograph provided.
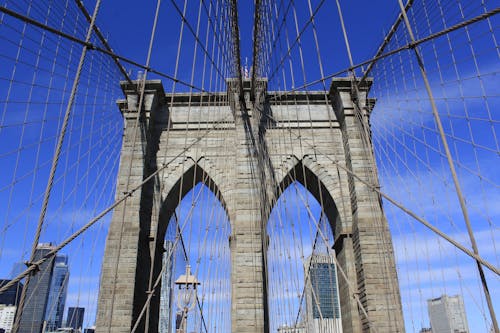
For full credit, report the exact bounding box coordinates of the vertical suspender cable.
[230,0,244,99]
[251,0,261,100]
[107,0,163,331]
[11,1,102,332]
[73,0,132,84]
[396,2,498,331]
[360,0,414,83]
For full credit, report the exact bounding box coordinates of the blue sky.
[0,0,498,332]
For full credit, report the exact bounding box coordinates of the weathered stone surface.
[96,78,404,333]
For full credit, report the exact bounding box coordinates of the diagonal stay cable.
[266,0,327,82]
[260,111,500,276]
[0,5,216,93]
[0,112,234,296]
[10,1,103,332]
[268,6,500,99]
[360,0,414,83]
[396,0,498,330]
[169,0,227,81]
[73,0,132,83]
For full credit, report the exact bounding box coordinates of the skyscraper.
[428,294,469,333]
[17,244,69,333]
[18,243,56,333]
[0,280,23,306]
[304,254,342,333]
[66,307,84,332]
[44,255,69,331]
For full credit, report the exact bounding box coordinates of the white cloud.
[393,228,499,265]
[371,59,499,130]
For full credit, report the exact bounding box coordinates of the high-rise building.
[17,243,70,333]
[304,254,342,333]
[0,305,16,333]
[66,307,84,331]
[159,241,174,333]
[44,255,69,331]
[18,243,56,333]
[428,294,469,333]
[0,280,23,306]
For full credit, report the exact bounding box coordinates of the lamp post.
[174,265,200,333]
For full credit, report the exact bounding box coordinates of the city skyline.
[17,243,57,333]
[0,244,90,333]
[0,0,497,332]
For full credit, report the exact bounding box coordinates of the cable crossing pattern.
[0,0,498,333]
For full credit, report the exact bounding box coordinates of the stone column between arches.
[96,78,405,333]
[96,81,168,333]
[330,77,405,332]
[262,90,363,333]
[227,78,269,333]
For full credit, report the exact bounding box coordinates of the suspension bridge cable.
[0,111,234,296]
[360,0,414,83]
[11,1,102,331]
[260,111,499,276]
[0,5,218,93]
[266,6,500,98]
[1,1,498,331]
[73,0,131,83]
[396,1,498,330]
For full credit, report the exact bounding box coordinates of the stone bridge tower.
[95,77,405,333]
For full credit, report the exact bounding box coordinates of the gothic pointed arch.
[157,160,229,241]
[143,160,230,333]
[273,156,343,235]
[268,156,362,332]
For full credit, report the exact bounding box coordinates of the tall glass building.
[0,279,23,306]
[67,307,85,331]
[44,255,69,331]
[18,243,56,333]
[304,254,342,333]
[17,244,69,333]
